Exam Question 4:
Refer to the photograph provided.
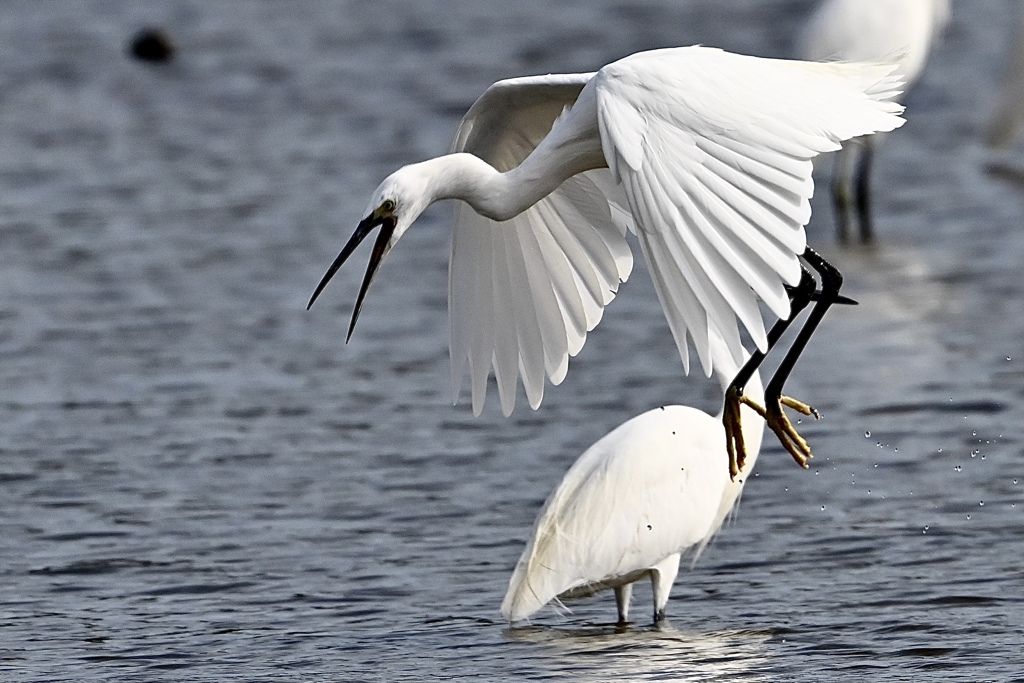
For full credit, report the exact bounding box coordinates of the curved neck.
[413,84,606,221]
[412,150,601,222]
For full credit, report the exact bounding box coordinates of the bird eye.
[381,199,396,213]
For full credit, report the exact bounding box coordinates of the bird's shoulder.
[450,72,595,158]
[564,405,723,485]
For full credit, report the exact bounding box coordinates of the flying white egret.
[797,0,949,242]
[308,45,905,474]
[502,267,836,625]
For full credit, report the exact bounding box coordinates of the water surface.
[1,1,1022,681]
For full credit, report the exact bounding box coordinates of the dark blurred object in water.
[128,27,175,64]
[987,4,1024,149]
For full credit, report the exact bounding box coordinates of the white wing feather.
[449,75,633,416]
[595,46,905,376]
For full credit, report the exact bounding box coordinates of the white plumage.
[797,0,949,84]
[309,45,904,415]
[797,0,949,241]
[502,334,765,624]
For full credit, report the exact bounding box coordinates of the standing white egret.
[308,45,905,475]
[502,267,836,625]
[797,0,949,242]
[504,362,763,625]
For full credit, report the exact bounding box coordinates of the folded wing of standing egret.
[594,48,904,376]
[449,74,634,416]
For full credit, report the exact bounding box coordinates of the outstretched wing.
[449,75,633,416]
[595,46,904,376]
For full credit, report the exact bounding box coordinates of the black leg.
[765,248,843,400]
[725,268,817,479]
[727,271,816,396]
[833,173,853,246]
[855,143,874,244]
[761,247,845,468]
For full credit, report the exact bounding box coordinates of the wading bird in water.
[797,0,949,242]
[308,45,904,476]
[503,261,847,625]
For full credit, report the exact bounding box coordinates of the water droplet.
[1007,356,1012,361]
[971,450,979,458]
[981,454,986,460]
[979,501,984,507]
[821,505,826,511]
[954,465,962,472]
[937,448,943,453]
[864,430,871,438]
[922,526,929,534]
[1013,479,1019,485]
[967,514,971,520]
[894,447,899,453]
[867,489,871,494]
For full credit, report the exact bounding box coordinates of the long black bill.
[307,214,397,342]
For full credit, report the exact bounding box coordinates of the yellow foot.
[724,390,822,479]
[724,386,763,480]
[768,395,820,469]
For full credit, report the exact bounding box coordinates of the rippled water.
[1,1,1022,680]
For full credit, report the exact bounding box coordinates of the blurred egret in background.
[308,45,904,471]
[797,0,950,243]
[987,5,1024,150]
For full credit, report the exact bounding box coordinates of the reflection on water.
[507,623,773,682]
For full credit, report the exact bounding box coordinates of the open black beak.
[307,213,397,342]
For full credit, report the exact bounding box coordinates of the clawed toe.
[766,397,817,468]
[727,392,821,472]
[723,389,746,480]
[780,395,821,420]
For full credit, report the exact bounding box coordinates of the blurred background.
[0,1,1022,681]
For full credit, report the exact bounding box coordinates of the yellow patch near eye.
[372,201,395,220]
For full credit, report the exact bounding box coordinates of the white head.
[306,163,438,339]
